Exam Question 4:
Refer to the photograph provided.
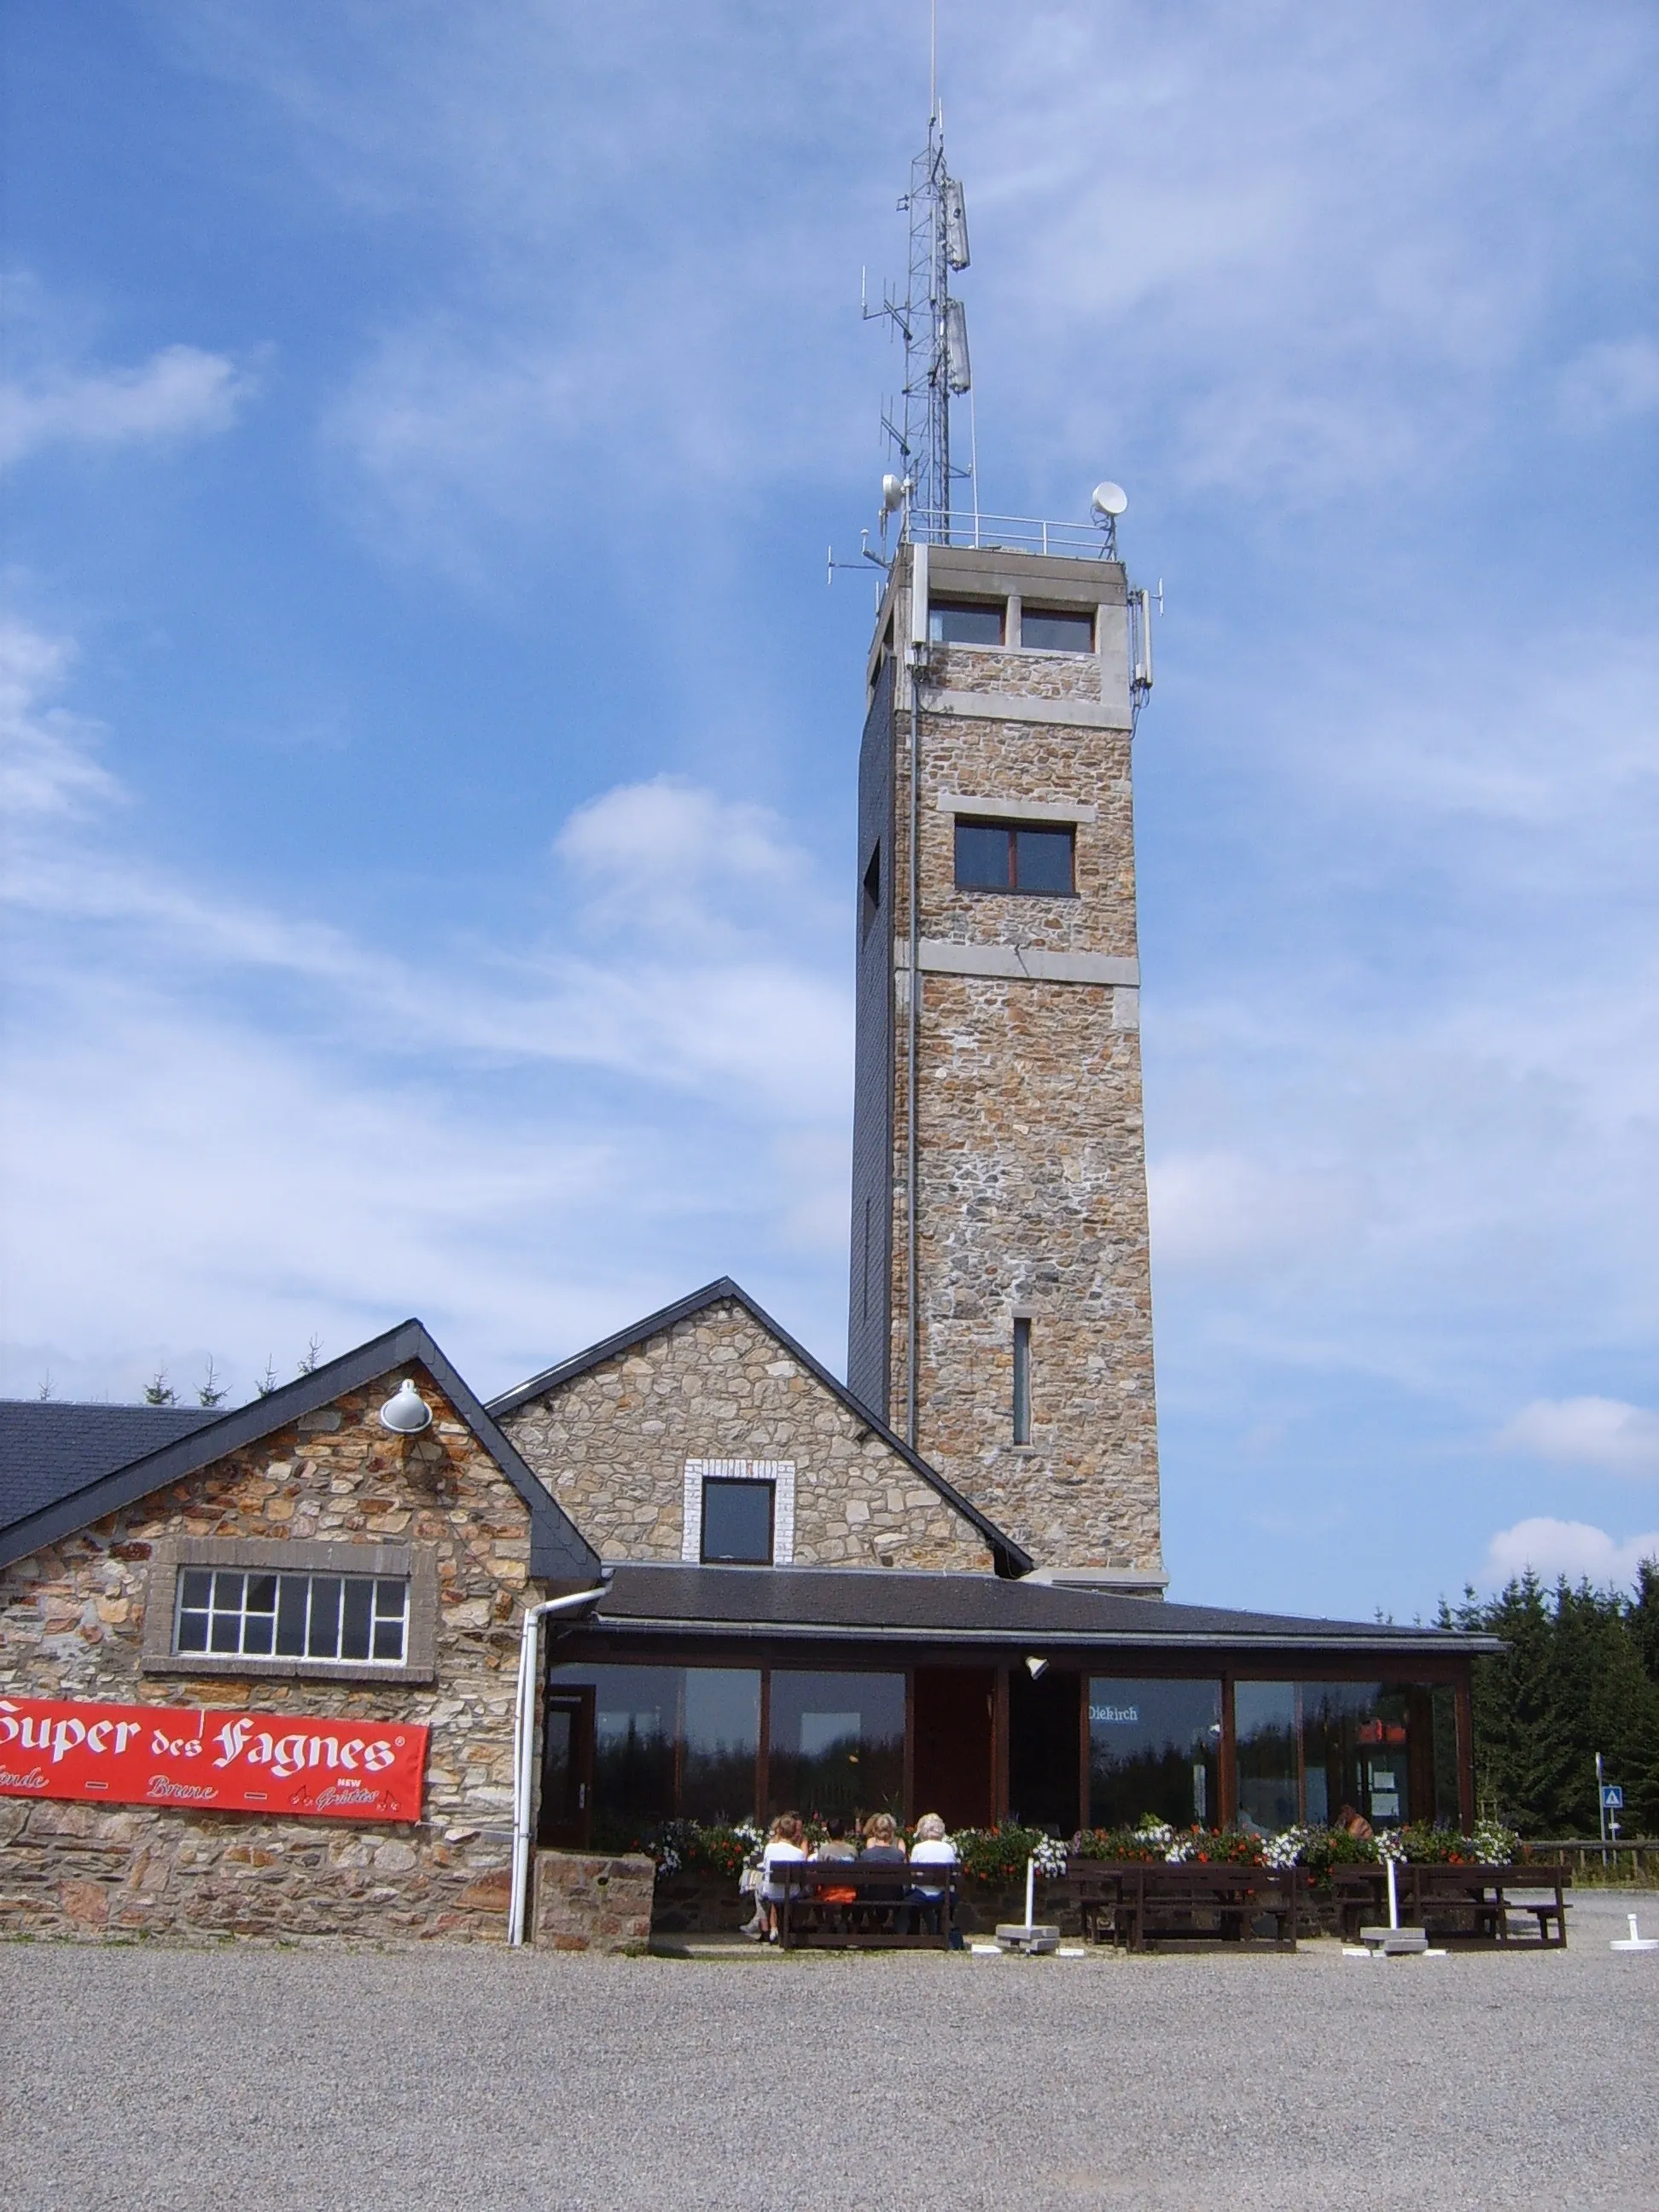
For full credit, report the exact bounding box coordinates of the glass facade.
[768,1670,905,1822]
[1088,1678,1222,1830]
[548,1658,1466,1843]
[551,1663,760,1834]
[1234,1681,1300,1832]
[1234,1680,1463,1831]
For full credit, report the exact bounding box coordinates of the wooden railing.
[1521,1840,1658,1884]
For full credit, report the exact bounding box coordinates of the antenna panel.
[943,179,970,270]
[945,299,972,396]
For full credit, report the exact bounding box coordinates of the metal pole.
[1598,1751,1606,1846]
[905,545,925,1451]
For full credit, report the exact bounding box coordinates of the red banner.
[0,1697,427,1823]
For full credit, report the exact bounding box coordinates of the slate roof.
[584,1562,1504,1656]
[0,1322,601,1583]
[0,1401,224,1531]
[488,1276,1035,1580]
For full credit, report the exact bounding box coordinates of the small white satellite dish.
[881,473,907,513]
[1091,480,1128,519]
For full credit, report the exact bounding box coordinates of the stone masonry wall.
[500,1299,993,1573]
[879,547,1162,1574]
[0,1365,533,1942]
[533,1848,655,1953]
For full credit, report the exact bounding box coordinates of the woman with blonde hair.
[859,1807,906,1919]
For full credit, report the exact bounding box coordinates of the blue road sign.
[1602,1784,1624,1810]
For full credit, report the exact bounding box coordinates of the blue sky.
[2,0,1655,1620]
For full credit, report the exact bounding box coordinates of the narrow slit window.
[1012,1318,1032,1445]
[860,841,882,940]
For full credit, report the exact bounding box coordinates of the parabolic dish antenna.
[1091,480,1128,519]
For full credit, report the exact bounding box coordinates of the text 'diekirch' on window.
[174,1568,409,1664]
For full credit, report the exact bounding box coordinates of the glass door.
[538,1685,594,1848]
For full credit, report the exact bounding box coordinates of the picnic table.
[1330,1863,1571,1947]
[773,1858,961,1951]
[1058,1861,1305,1952]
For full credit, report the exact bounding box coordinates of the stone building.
[849,538,1163,1587]
[490,1278,1027,1580]
[1,1292,1490,1944]
[0,1324,612,1945]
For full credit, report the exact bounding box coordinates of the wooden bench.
[1331,1863,1570,1947]
[773,1859,961,1951]
[1061,1861,1304,1951]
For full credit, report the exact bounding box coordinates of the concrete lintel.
[937,791,1098,825]
[900,939,1140,988]
[923,688,1132,732]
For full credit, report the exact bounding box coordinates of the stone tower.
[847,535,1165,1589]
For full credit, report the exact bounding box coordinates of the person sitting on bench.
[908,1812,958,1935]
[812,1815,859,1930]
[760,1813,807,1945]
[859,1811,907,1923]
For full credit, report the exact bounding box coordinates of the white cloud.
[0,620,121,821]
[554,777,829,948]
[1499,1397,1659,1480]
[0,342,247,466]
[1481,1516,1659,1591]
[1558,336,1659,430]
[1148,1149,1365,1274]
[0,620,853,1400]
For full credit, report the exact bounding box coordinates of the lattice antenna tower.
[866,87,973,541]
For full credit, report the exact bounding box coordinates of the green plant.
[948,1824,1065,1883]
[1070,1825,1168,1863]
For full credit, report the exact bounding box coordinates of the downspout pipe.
[508,1576,611,1947]
[905,538,928,1450]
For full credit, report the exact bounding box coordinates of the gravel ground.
[2,1890,1655,2212]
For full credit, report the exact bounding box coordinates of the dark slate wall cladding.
[847,650,896,1417]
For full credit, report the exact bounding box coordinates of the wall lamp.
[378,1378,434,1435]
[1024,1656,1049,1681]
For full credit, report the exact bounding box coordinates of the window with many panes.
[173,1567,409,1665]
[954,819,1075,895]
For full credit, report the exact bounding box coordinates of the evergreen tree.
[1452,1566,1659,1837]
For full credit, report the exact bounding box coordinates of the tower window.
[954,820,1075,896]
[1012,1318,1032,1445]
[861,841,882,939]
[701,1476,776,1565]
[929,600,1004,646]
[1022,606,1096,652]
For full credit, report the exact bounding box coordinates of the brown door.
[912,1667,995,1829]
[538,1686,594,1848]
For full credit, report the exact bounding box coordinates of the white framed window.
[142,1537,438,1683]
[174,1567,409,1665]
[682,1459,795,1566]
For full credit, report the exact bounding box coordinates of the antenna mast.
[868,68,973,542]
